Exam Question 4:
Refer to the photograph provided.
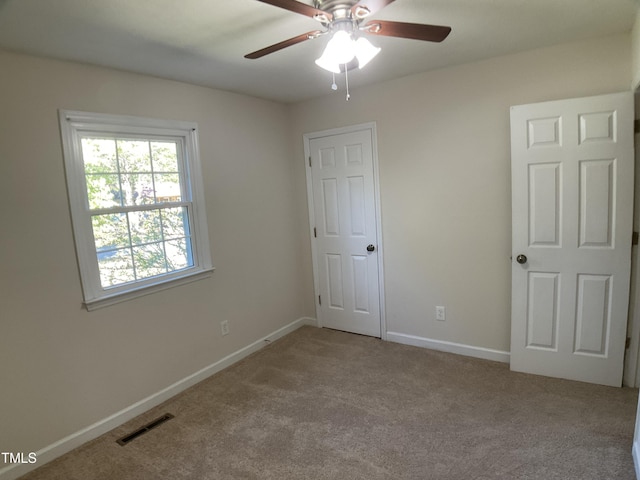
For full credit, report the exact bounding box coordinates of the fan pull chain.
[326,68,350,101]
[344,64,350,101]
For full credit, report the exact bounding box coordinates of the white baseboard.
[0,317,317,480]
[386,331,510,364]
[633,440,640,480]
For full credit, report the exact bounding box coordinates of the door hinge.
[318,295,321,305]
[633,231,639,246]
[313,227,317,238]
[626,337,631,349]
[309,156,312,167]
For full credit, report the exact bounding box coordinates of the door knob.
[367,244,375,252]
[516,254,527,264]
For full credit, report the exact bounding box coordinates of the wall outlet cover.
[221,320,230,336]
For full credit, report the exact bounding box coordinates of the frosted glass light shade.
[314,55,342,73]
[324,31,355,64]
[315,32,381,73]
[315,30,355,73]
[354,37,381,69]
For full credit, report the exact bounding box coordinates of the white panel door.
[308,127,381,337]
[510,92,633,387]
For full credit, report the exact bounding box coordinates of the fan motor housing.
[314,0,358,18]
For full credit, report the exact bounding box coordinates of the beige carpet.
[20,326,638,479]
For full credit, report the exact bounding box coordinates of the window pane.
[133,243,167,279]
[154,173,182,202]
[92,213,130,250]
[128,210,162,246]
[121,173,155,205]
[98,248,135,287]
[166,238,192,270]
[86,174,121,209]
[118,140,151,173]
[151,142,179,172]
[161,207,190,239]
[82,138,118,173]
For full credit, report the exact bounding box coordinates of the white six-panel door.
[510,92,633,386]
[306,126,382,337]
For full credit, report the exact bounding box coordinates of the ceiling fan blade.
[364,20,451,42]
[351,0,396,17]
[245,30,322,59]
[254,0,331,20]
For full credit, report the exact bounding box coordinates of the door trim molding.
[303,122,386,340]
[633,433,640,480]
[624,129,640,388]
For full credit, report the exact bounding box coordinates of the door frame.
[624,128,640,388]
[303,122,386,339]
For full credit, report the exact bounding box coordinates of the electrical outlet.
[436,306,446,321]
[220,320,229,336]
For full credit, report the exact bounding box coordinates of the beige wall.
[290,33,631,353]
[0,50,307,453]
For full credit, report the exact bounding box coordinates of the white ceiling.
[0,0,636,103]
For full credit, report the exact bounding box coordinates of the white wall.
[290,33,631,354]
[0,50,307,458]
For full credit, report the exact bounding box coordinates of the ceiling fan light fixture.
[354,37,380,69]
[314,30,354,72]
[314,54,341,73]
[315,30,380,73]
[325,30,355,63]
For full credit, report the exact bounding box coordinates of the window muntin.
[60,111,213,310]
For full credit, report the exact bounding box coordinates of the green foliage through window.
[82,137,193,288]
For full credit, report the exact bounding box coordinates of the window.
[59,110,213,310]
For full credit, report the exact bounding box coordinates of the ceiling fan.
[245,0,452,74]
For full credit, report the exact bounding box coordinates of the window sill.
[84,267,215,311]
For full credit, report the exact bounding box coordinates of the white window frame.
[59,110,213,310]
